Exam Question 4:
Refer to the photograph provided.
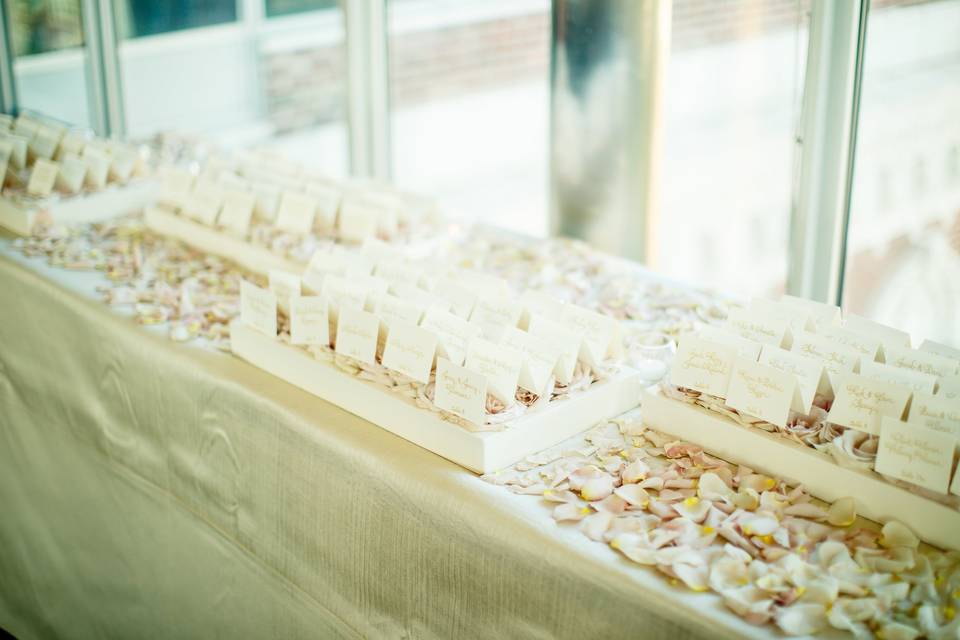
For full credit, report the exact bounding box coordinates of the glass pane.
[7,0,93,128]
[842,0,960,345]
[9,0,83,55]
[653,0,810,298]
[116,0,237,39]
[265,0,337,19]
[388,0,551,236]
[115,1,348,177]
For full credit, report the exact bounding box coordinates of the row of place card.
[239,252,623,426]
[1,113,141,198]
[671,294,960,496]
[156,154,432,243]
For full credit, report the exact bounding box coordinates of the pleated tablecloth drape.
[0,246,772,639]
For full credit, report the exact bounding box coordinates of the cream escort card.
[83,148,111,190]
[859,360,937,394]
[526,313,581,385]
[335,306,380,365]
[338,199,380,243]
[374,293,425,327]
[939,375,960,399]
[464,337,523,404]
[432,277,477,319]
[274,191,317,235]
[26,159,59,197]
[827,373,911,435]
[790,330,859,385]
[303,249,372,291]
[253,183,281,221]
[519,290,567,328]
[875,416,955,494]
[289,296,329,346]
[470,294,524,338]
[842,314,911,351]
[724,306,790,348]
[814,324,882,363]
[500,326,561,394]
[161,167,195,207]
[381,320,438,383]
[725,356,803,427]
[780,294,842,328]
[218,189,256,236]
[884,345,959,379]
[240,280,278,337]
[321,274,387,312]
[56,154,87,194]
[561,304,620,365]
[698,325,763,360]
[268,270,301,308]
[420,307,481,366]
[907,391,960,439]
[183,191,221,226]
[304,183,341,231]
[920,339,960,363]
[747,298,810,336]
[758,345,830,411]
[670,335,736,397]
[433,358,487,425]
[374,259,424,290]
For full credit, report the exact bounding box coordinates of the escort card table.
[0,236,780,640]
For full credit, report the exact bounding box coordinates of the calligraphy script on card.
[726,358,800,427]
[828,374,910,435]
[670,336,735,398]
[884,346,959,379]
[334,307,379,365]
[381,320,437,383]
[725,307,790,347]
[290,296,329,346]
[759,345,828,409]
[790,331,858,385]
[908,392,960,439]
[465,338,522,404]
[240,280,277,337]
[433,358,487,425]
[876,417,954,494]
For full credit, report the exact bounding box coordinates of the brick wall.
[260,0,940,133]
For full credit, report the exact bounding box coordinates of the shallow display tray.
[641,388,960,551]
[146,206,453,278]
[145,206,303,275]
[231,320,645,473]
[0,180,159,236]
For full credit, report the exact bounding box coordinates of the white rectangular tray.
[145,206,303,275]
[231,320,645,473]
[0,180,159,236]
[642,388,960,551]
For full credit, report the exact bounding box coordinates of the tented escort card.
[0,112,156,236]
[144,151,448,277]
[229,262,643,472]
[645,296,960,550]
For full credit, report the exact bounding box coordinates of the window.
[842,0,960,344]
[116,0,237,39]
[265,0,337,18]
[387,0,551,236]
[652,0,810,299]
[7,0,93,127]
[8,0,83,56]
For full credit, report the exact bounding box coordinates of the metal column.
[0,0,18,114]
[549,0,671,262]
[81,0,126,137]
[345,0,391,180]
[787,0,869,304]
